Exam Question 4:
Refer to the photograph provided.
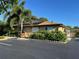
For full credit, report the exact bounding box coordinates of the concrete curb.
[30,38,72,44]
[17,38,29,40]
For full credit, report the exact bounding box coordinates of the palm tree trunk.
[20,19,24,37]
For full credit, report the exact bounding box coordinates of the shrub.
[37,30,49,40]
[30,33,45,40]
[46,32,55,40]
[30,30,67,41]
[46,31,67,41]
[75,32,79,37]
[52,31,67,41]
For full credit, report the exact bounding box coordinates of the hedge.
[30,30,67,41]
[75,32,79,37]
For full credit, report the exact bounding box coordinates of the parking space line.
[0,43,12,46]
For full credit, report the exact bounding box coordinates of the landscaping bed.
[30,30,67,42]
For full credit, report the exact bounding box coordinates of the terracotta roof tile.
[38,21,57,25]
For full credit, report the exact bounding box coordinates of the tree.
[0,0,19,14]
[20,9,32,36]
[4,0,25,27]
[39,17,48,22]
[0,20,8,35]
[66,26,73,29]
[31,16,38,20]
[4,0,32,37]
[0,0,25,37]
[73,26,79,29]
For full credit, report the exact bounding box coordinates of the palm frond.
[19,0,25,8]
[23,9,32,16]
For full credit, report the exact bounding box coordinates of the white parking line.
[0,43,12,46]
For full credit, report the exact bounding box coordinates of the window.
[32,27,39,32]
[46,26,55,30]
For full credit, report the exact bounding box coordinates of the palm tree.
[0,0,19,14]
[4,1,32,37]
[19,9,32,37]
[5,13,19,36]
[3,0,25,36]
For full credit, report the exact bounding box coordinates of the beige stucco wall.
[58,27,65,32]
[21,27,32,37]
[39,27,45,30]
[23,27,32,32]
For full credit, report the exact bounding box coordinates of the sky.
[0,0,79,26]
[26,0,79,26]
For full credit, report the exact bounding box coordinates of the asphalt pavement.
[0,38,78,59]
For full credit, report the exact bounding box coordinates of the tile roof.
[13,21,64,27]
[38,21,56,25]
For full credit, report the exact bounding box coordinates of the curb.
[17,38,29,40]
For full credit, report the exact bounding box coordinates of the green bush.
[30,33,45,40]
[30,30,67,41]
[46,32,55,40]
[52,31,67,41]
[75,32,79,37]
[37,30,49,40]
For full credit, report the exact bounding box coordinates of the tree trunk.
[20,19,24,37]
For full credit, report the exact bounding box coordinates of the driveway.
[0,38,78,59]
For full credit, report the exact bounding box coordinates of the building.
[21,21,67,37]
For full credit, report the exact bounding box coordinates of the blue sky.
[26,0,79,26]
[0,0,79,26]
